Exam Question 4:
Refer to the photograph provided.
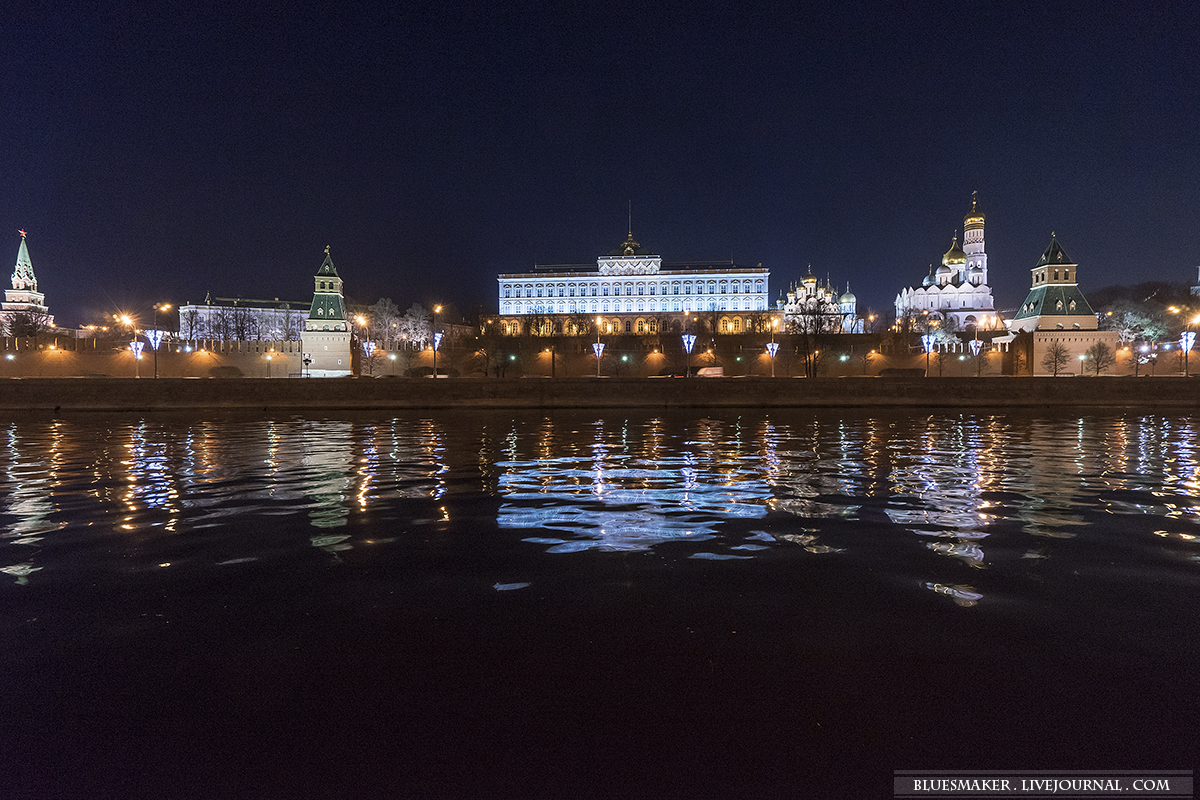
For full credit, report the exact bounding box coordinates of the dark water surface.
[1,409,1197,799]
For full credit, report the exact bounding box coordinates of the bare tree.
[786,298,838,378]
[1085,341,1115,376]
[232,306,256,340]
[3,310,53,339]
[399,303,431,348]
[1041,341,1070,376]
[370,298,401,347]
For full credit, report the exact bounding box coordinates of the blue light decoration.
[765,342,779,359]
[129,341,145,358]
[1181,331,1196,352]
[969,339,983,357]
[592,342,605,359]
[363,341,376,359]
[146,330,165,350]
[921,334,936,353]
[682,334,696,354]
[432,332,443,351]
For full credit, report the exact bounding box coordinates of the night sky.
[4,1,1198,327]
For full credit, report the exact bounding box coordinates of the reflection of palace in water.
[0,413,1196,594]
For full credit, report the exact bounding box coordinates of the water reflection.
[0,411,1195,604]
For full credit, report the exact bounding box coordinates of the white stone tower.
[962,192,988,286]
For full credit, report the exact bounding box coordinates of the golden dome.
[942,234,967,266]
[964,193,985,228]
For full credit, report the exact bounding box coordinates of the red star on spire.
[18,229,26,238]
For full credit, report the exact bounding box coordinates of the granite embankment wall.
[0,376,1196,412]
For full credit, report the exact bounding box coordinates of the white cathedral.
[894,196,1000,331]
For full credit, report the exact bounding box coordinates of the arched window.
[637,319,644,333]
[537,286,543,297]
[684,283,692,295]
[603,285,610,296]
[624,320,631,333]
[504,287,511,298]
[625,284,632,296]
[719,281,727,294]
[649,284,657,296]
[649,319,658,333]
[733,317,742,332]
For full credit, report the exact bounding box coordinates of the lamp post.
[150,303,170,378]
[767,318,780,377]
[921,334,936,375]
[1181,330,1195,378]
[682,333,696,377]
[969,337,983,377]
[389,352,397,376]
[1078,353,1087,376]
[265,352,273,378]
[432,305,442,377]
[129,340,144,378]
[594,317,603,377]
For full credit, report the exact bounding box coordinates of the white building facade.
[497,232,770,335]
[177,294,309,341]
[895,196,1001,331]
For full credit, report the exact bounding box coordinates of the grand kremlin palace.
[496,232,771,336]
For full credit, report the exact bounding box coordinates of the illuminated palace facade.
[895,196,1000,331]
[496,232,770,336]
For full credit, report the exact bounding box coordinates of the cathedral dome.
[840,287,856,304]
[963,196,985,229]
[921,266,935,287]
[942,235,967,266]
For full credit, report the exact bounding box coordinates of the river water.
[1,410,1197,798]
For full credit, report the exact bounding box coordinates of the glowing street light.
[129,340,144,378]
[432,305,442,377]
[1181,330,1195,378]
[682,333,696,378]
[921,333,936,375]
[594,317,604,377]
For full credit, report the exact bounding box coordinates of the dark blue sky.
[4,1,1198,325]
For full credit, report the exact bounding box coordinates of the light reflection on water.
[1,411,1198,605]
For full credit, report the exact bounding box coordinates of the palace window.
[558,286,565,297]
[685,283,692,295]
[625,321,631,333]
[708,281,716,294]
[733,318,742,332]
[732,283,739,294]
[591,285,597,297]
[603,285,610,296]
[755,281,764,293]
[672,282,680,295]
[649,320,658,333]
[625,285,632,296]
[504,287,511,298]
[637,319,644,333]
[638,285,644,295]
[649,284,657,295]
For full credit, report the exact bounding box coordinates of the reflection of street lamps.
[432,305,442,377]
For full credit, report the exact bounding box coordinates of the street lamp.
[1078,353,1087,376]
[129,340,144,378]
[921,333,936,375]
[265,352,273,378]
[594,317,604,377]
[150,303,170,379]
[1181,330,1195,378]
[682,333,696,377]
[432,305,442,377]
[767,317,780,377]
[388,352,397,376]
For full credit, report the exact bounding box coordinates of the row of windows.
[502,297,768,315]
[502,279,766,299]
[1034,268,1072,284]
[499,315,758,336]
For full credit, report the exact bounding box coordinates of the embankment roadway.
[0,376,1196,412]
